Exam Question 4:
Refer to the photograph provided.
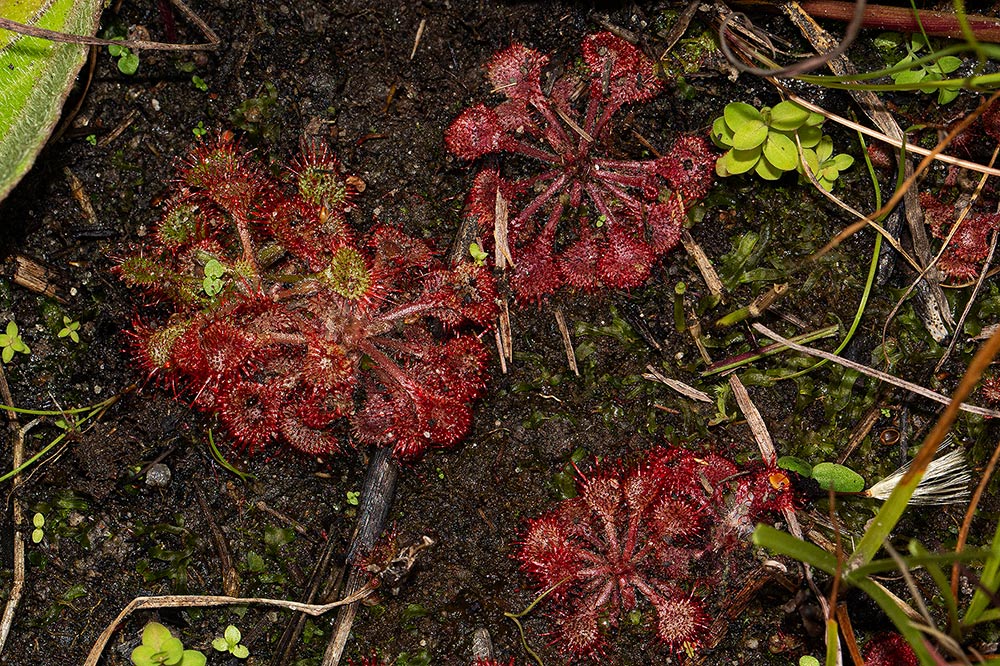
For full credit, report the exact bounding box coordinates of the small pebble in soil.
[145,463,172,488]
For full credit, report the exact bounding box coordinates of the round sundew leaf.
[755,155,784,180]
[731,118,768,150]
[777,455,813,478]
[769,100,809,131]
[711,115,735,148]
[763,132,798,171]
[811,462,866,492]
[722,147,760,175]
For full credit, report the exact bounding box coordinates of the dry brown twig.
[0,0,219,51]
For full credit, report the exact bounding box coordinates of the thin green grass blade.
[0,0,107,201]
[963,515,1000,625]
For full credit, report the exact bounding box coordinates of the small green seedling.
[712,101,853,189]
[202,259,225,296]
[345,490,360,506]
[85,134,97,146]
[191,75,208,92]
[0,321,30,363]
[31,512,44,544]
[58,317,81,343]
[469,242,488,266]
[212,624,249,659]
[108,40,140,75]
[192,121,208,138]
[131,622,206,666]
[884,32,963,104]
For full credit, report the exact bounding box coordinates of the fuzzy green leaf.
[0,0,107,202]
[811,462,865,492]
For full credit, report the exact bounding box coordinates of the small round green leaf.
[224,625,242,644]
[755,155,784,180]
[893,68,926,86]
[936,56,963,74]
[118,51,140,75]
[762,132,798,171]
[231,644,249,659]
[769,100,809,131]
[212,637,230,652]
[32,513,44,528]
[142,622,174,651]
[833,153,854,170]
[180,650,207,666]
[723,102,762,130]
[731,119,768,151]
[31,527,43,543]
[711,115,735,148]
[811,462,865,492]
[722,147,761,175]
[777,456,812,478]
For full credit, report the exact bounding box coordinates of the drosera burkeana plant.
[516,445,797,660]
[446,32,716,302]
[117,136,497,460]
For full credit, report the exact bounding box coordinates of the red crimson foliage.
[516,446,796,659]
[446,33,715,302]
[118,138,497,461]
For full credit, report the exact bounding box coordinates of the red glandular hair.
[446,32,716,302]
[118,137,497,461]
[516,446,797,660]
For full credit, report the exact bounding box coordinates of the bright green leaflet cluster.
[879,32,962,105]
[0,321,30,363]
[711,101,853,190]
[131,622,206,666]
[212,625,249,659]
[31,512,44,544]
[202,259,225,297]
[778,455,866,492]
[468,242,488,266]
[107,40,139,75]
[58,316,80,343]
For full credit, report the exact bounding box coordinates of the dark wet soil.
[0,1,997,665]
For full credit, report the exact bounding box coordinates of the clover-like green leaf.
[936,55,962,74]
[725,102,768,150]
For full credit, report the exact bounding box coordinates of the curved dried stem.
[719,0,868,77]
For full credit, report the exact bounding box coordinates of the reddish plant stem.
[800,0,1000,43]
